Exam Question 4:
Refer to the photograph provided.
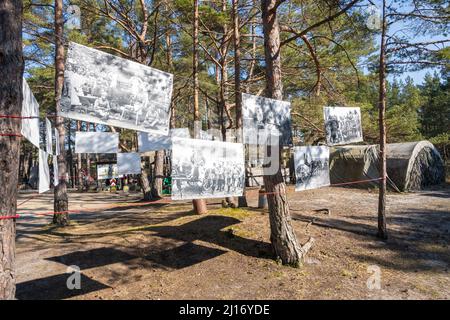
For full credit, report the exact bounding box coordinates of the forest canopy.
[22,0,449,145]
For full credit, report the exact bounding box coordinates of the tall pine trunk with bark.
[377,0,388,239]
[53,0,70,226]
[192,0,207,214]
[261,0,313,266]
[0,0,23,299]
[233,0,248,208]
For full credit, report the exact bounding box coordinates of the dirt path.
[15,185,450,300]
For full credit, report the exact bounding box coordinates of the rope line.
[3,176,384,220]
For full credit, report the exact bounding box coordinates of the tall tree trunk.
[85,122,91,191]
[0,0,23,299]
[261,0,313,266]
[233,0,248,208]
[140,158,152,200]
[377,0,388,240]
[152,150,164,198]
[68,120,74,188]
[76,121,83,191]
[192,0,207,214]
[53,0,70,225]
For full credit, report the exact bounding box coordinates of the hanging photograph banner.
[39,150,50,194]
[21,79,41,149]
[294,146,330,191]
[45,118,53,154]
[242,93,292,146]
[323,106,363,146]
[60,42,173,135]
[53,155,59,187]
[137,132,172,152]
[75,131,119,154]
[171,138,245,200]
[97,163,120,180]
[117,153,142,175]
[54,128,60,156]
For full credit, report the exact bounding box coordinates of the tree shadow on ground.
[293,205,450,273]
[16,273,110,300]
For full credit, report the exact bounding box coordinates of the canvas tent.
[329,141,445,191]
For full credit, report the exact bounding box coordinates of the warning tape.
[0,133,22,137]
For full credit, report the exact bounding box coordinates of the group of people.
[61,63,168,131]
[172,157,245,198]
[325,110,361,144]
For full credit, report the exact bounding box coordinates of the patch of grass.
[341,269,354,277]
[223,226,255,239]
[210,207,253,220]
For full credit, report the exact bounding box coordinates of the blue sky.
[367,0,448,84]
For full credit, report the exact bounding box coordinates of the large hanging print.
[75,131,119,154]
[21,79,41,149]
[294,146,330,191]
[60,42,173,135]
[171,138,245,200]
[242,93,292,146]
[323,106,363,146]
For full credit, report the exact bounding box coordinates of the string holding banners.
[323,106,363,146]
[60,42,173,135]
[294,146,330,191]
[117,153,142,175]
[21,78,41,149]
[242,93,292,146]
[171,138,245,200]
[75,131,119,154]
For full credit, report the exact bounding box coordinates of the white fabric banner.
[171,128,190,138]
[53,155,59,187]
[54,128,60,156]
[294,146,330,191]
[46,118,53,154]
[117,153,142,175]
[171,138,245,200]
[137,132,171,152]
[60,42,173,135]
[21,79,40,149]
[75,131,119,154]
[39,150,50,193]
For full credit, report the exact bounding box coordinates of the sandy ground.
[14,184,450,300]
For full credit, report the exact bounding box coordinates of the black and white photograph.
[97,163,120,180]
[324,106,363,145]
[294,146,330,191]
[75,131,119,154]
[21,78,40,149]
[60,42,173,135]
[242,93,292,146]
[171,138,245,200]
